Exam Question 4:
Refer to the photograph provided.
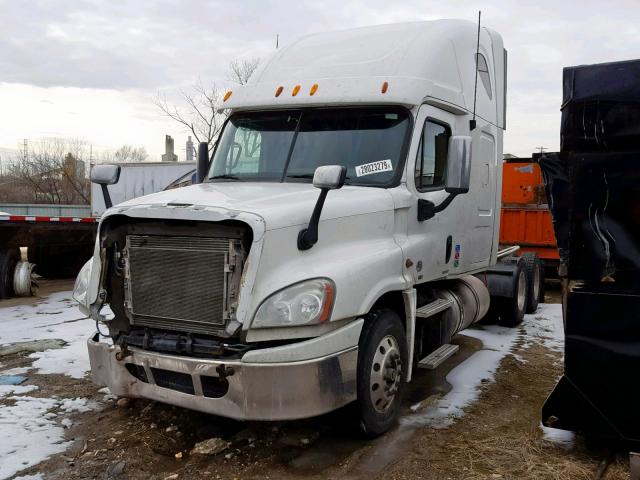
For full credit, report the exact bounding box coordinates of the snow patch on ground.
[0,396,93,479]
[0,291,94,378]
[542,425,576,449]
[522,303,565,353]
[0,291,100,479]
[0,384,38,396]
[402,304,564,428]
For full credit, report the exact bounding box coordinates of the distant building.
[64,153,85,179]
[161,135,178,162]
[186,136,194,162]
[503,153,519,160]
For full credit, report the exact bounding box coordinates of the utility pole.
[536,146,547,155]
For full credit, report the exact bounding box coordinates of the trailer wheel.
[0,248,20,299]
[356,309,407,437]
[521,253,544,313]
[495,259,529,327]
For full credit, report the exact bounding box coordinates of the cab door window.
[415,120,451,191]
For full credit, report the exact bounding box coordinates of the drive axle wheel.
[522,252,544,313]
[496,258,529,327]
[356,309,407,437]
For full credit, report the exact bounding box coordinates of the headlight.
[72,258,93,306]
[252,278,335,328]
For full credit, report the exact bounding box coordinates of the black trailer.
[539,60,640,460]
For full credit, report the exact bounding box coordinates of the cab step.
[415,297,454,319]
[417,343,459,370]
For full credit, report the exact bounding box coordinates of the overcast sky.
[0,0,638,161]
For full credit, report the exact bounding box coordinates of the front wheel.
[356,309,407,437]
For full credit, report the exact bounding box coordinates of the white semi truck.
[75,20,533,436]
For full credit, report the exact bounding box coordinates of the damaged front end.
[94,215,253,352]
[79,207,360,420]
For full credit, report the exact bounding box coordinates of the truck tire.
[356,309,407,437]
[0,248,20,299]
[521,253,544,313]
[495,259,529,327]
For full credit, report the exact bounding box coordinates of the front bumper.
[88,333,358,421]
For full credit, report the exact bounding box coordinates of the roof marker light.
[292,85,301,96]
[381,82,389,94]
[309,83,318,96]
[275,86,284,97]
[223,90,233,101]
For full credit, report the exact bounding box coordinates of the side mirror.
[298,165,347,250]
[90,164,121,185]
[444,136,472,194]
[417,136,472,222]
[312,165,347,190]
[91,165,121,210]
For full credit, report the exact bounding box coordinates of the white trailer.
[77,20,537,436]
[90,162,195,217]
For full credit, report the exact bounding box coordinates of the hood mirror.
[91,164,121,185]
[298,165,347,250]
[312,165,347,190]
[91,164,121,209]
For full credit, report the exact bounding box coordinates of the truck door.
[403,104,497,283]
[404,105,459,283]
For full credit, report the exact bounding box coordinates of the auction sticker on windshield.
[355,160,393,177]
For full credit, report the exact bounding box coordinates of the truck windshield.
[207,107,410,186]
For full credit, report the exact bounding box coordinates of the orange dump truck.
[499,159,559,277]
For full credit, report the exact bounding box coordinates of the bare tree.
[3,138,90,204]
[154,58,260,156]
[102,145,148,163]
[228,57,260,85]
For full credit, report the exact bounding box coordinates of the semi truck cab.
[75,20,521,436]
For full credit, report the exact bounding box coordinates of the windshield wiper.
[210,174,242,181]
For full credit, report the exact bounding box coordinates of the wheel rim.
[370,334,402,413]
[517,270,527,313]
[532,264,541,302]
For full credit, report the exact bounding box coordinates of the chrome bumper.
[88,334,358,421]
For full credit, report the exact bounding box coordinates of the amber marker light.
[381,81,389,94]
[275,86,284,97]
[292,85,301,96]
[223,90,233,101]
[309,83,319,96]
[319,281,335,323]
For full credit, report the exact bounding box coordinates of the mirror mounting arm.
[417,192,459,221]
[101,184,114,209]
[298,188,329,250]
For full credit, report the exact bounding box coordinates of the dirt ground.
[2,281,631,480]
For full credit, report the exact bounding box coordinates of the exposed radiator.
[124,235,243,335]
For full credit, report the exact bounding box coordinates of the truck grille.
[125,235,242,335]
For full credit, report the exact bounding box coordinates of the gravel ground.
[0,281,630,480]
